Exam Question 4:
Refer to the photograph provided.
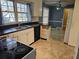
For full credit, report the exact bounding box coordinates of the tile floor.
[31,38,74,59]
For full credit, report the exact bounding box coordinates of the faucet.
[18,22,21,28]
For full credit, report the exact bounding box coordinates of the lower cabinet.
[40,25,49,39]
[17,30,28,45]
[0,35,8,39]
[6,28,34,45]
[27,28,34,45]
[7,32,18,41]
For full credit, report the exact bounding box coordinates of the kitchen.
[0,0,79,59]
[0,0,41,59]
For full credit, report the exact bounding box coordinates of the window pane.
[18,18,23,22]
[7,1,13,7]
[18,13,28,22]
[22,13,27,18]
[24,5,28,12]
[23,18,27,22]
[1,0,14,11]
[17,8,21,12]
[9,13,15,21]
[8,1,14,11]
[21,4,25,9]
[1,5,8,11]
[27,6,31,22]
[1,0,15,24]
[28,14,31,22]
[21,9,25,12]
[18,13,25,18]
[18,13,23,22]
[17,3,28,12]
[8,6,14,11]
[17,3,21,12]
[2,12,15,24]
[17,3,32,22]
[2,12,10,24]
[18,13,22,18]
[1,0,7,6]
[9,18,15,22]
[3,12,9,18]
[17,3,20,8]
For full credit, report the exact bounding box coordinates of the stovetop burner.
[14,46,27,54]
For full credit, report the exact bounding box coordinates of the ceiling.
[44,0,75,7]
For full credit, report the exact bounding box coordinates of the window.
[0,0,15,24]
[0,0,32,25]
[17,3,31,22]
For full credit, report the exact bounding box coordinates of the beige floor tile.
[31,38,74,59]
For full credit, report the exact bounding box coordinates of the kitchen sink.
[15,25,32,30]
[23,25,32,27]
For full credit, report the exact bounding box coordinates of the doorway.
[42,0,75,43]
[64,8,74,43]
[48,6,75,42]
[49,6,64,42]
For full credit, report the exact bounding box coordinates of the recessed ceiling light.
[56,7,60,10]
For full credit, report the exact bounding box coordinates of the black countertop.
[0,24,40,36]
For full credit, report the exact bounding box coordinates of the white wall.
[43,7,49,25]
[68,0,79,46]
[64,9,73,43]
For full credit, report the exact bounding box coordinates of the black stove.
[0,42,33,59]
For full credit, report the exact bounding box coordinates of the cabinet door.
[40,26,48,39]
[27,28,34,45]
[8,32,18,41]
[18,30,28,45]
[0,35,8,39]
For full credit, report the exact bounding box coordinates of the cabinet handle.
[0,36,6,39]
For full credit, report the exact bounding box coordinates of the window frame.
[0,0,16,25]
[16,3,32,23]
[0,0,32,25]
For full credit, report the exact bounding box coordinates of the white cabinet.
[43,7,49,25]
[17,30,28,45]
[27,28,34,45]
[17,28,34,45]
[0,28,34,45]
[40,26,49,39]
[7,32,18,41]
[0,35,8,39]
